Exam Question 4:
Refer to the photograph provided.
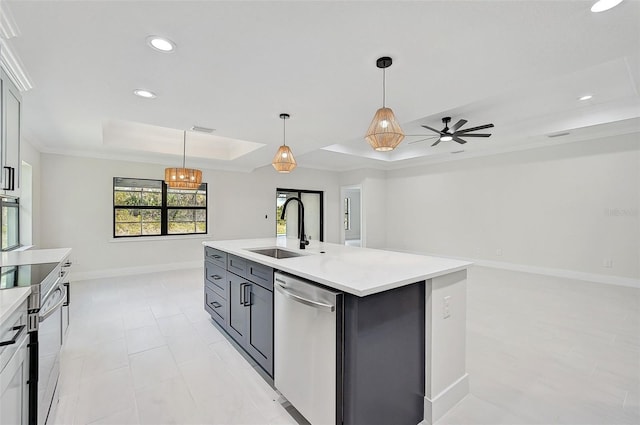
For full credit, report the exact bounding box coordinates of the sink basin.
[248,247,304,259]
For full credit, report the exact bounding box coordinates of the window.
[113,177,207,238]
[1,197,19,250]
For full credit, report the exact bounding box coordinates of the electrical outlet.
[443,296,451,319]
[496,248,503,257]
[603,259,613,268]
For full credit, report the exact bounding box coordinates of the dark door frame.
[276,188,324,242]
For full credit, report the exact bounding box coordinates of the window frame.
[113,177,208,238]
[1,197,20,251]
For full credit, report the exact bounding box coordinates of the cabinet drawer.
[247,261,273,291]
[204,286,226,328]
[205,247,227,268]
[227,254,247,278]
[0,299,27,371]
[205,261,227,297]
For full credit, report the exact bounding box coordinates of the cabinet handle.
[2,166,10,191]
[210,275,222,280]
[239,283,247,305]
[212,254,221,259]
[10,167,15,191]
[0,324,26,347]
[210,301,222,308]
[243,284,251,307]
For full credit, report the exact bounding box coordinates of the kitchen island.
[203,238,471,425]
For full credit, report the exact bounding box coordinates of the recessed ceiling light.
[146,36,176,52]
[591,0,624,13]
[578,94,593,101]
[133,89,156,99]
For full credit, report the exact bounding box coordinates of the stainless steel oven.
[60,261,71,344]
[1,262,63,425]
[34,277,65,425]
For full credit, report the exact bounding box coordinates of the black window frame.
[113,177,208,238]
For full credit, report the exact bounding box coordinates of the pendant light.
[164,130,202,190]
[365,56,405,152]
[272,113,297,173]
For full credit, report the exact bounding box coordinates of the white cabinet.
[0,299,29,425]
[0,68,22,195]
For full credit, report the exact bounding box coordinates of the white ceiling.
[2,0,639,172]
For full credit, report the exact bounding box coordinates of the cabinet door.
[245,283,273,376]
[0,335,29,425]
[227,273,248,343]
[1,71,21,192]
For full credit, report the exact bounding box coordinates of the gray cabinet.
[227,273,248,341]
[0,69,21,194]
[203,247,274,377]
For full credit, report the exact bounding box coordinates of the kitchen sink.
[248,247,304,259]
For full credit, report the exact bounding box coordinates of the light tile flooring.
[52,266,639,425]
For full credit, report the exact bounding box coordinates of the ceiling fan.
[413,117,494,146]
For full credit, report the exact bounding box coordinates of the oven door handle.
[39,286,66,322]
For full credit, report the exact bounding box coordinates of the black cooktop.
[0,263,59,289]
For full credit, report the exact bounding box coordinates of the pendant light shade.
[164,131,203,190]
[272,113,297,173]
[365,57,405,152]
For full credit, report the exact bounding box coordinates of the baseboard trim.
[72,261,202,281]
[423,374,469,425]
[388,248,639,289]
[473,259,640,289]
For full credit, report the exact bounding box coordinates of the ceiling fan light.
[591,0,623,12]
[440,135,453,142]
[365,107,405,152]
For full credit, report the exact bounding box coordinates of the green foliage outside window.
[113,177,207,237]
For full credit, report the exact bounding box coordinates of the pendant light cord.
[382,67,386,108]
[283,117,287,146]
[182,131,186,168]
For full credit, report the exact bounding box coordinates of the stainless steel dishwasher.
[274,272,343,425]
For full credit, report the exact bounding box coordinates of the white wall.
[20,137,41,247]
[385,134,640,281]
[39,153,340,277]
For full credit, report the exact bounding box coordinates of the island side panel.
[424,269,469,424]
[343,281,425,425]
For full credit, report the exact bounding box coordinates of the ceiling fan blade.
[457,123,494,133]
[431,139,441,147]
[407,136,438,145]
[457,133,491,137]
[452,136,467,144]
[450,119,467,132]
[421,125,445,135]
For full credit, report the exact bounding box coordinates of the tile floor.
[51,266,639,425]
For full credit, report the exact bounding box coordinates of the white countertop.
[0,287,30,324]
[203,238,472,296]
[0,248,72,267]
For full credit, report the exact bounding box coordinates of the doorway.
[276,189,324,242]
[341,185,362,247]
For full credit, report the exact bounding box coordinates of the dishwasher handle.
[275,282,335,312]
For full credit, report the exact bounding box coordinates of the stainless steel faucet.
[280,197,310,249]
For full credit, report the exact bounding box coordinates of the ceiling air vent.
[191,126,215,133]
[548,132,570,138]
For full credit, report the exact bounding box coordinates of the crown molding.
[0,0,19,39]
[0,1,32,91]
